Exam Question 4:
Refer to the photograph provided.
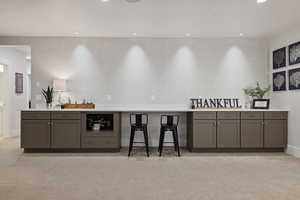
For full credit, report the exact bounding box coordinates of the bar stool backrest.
[130,113,148,126]
[161,115,179,126]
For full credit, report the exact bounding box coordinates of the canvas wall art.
[273,47,286,69]
[289,41,300,66]
[273,71,286,91]
[15,73,23,94]
[289,68,300,90]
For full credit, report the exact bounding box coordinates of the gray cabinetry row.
[21,111,120,151]
[187,111,287,151]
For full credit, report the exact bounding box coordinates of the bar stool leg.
[174,127,180,157]
[172,129,177,151]
[159,128,165,157]
[143,126,150,157]
[158,127,163,152]
[128,127,135,157]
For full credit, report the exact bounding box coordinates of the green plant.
[243,82,271,99]
[42,86,54,104]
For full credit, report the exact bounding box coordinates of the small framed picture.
[15,72,23,94]
[273,47,286,69]
[252,99,270,109]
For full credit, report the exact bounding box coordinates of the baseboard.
[286,145,300,158]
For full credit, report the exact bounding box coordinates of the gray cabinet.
[21,119,51,148]
[241,120,263,148]
[217,120,240,148]
[187,111,287,152]
[264,120,287,148]
[193,120,217,148]
[81,112,120,149]
[21,111,121,152]
[51,120,81,148]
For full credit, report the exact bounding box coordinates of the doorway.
[0,63,8,138]
[0,46,31,138]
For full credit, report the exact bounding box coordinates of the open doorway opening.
[0,63,8,139]
[0,46,31,138]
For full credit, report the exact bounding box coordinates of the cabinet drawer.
[193,112,216,120]
[241,112,263,119]
[52,112,81,120]
[264,112,287,119]
[22,111,51,120]
[81,137,119,148]
[217,112,240,119]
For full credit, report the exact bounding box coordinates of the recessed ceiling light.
[257,0,267,3]
[26,56,31,60]
[101,0,110,2]
[73,32,79,35]
[185,33,191,37]
[239,33,244,36]
[132,33,137,36]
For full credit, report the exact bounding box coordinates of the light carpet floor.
[1,137,300,200]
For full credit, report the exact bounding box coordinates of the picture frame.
[289,41,300,66]
[273,71,286,91]
[288,68,300,90]
[15,72,23,94]
[252,99,270,109]
[273,47,286,69]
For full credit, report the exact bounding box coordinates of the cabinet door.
[241,120,263,148]
[217,120,240,148]
[52,120,81,148]
[193,120,216,148]
[21,120,51,148]
[264,120,287,148]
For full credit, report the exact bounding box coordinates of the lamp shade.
[53,79,67,91]
[0,64,4,73]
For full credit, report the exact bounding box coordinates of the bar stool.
[128,113,150,157]
[158,115,180,157]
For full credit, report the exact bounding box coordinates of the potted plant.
[42,86,54,109]
[243,82,270,108]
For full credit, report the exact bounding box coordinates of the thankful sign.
[190,98,242,109]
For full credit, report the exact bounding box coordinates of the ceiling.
[0,0,300,38]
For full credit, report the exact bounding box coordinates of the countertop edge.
[21,108,290,112]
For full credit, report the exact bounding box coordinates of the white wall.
[0,37,269,146]
[269,27,300,158]
[0,37,269,108]
[0,47,30,137]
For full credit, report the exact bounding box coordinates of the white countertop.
[21,107,289,112]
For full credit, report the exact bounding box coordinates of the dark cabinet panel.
[21,111,51,120]
[193,120,217,148]
[217,112,240,120]
[217,120,240,148]
[21,120,51,148]
[52,112,81,120]
[193,112,216,120]
[241,112,263,120]
[82,137,119,148]
[241,120,263,148]
[51,120,81,148]
[264,112,287,120]
[264,120,287,148]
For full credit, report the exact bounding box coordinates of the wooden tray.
[62,104,95,109]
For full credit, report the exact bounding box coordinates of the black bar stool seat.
[128,113,150,157]
[158,115,180,157]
